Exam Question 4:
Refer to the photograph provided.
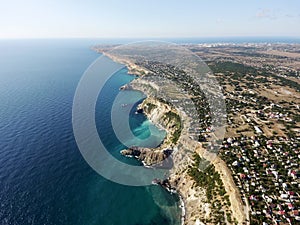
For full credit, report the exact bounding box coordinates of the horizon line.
[1,35,300,40]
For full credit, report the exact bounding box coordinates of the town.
[95,42,300,224]
[195,44,300,224]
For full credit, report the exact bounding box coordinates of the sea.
[1,37,299,225]
[0,39,181,225]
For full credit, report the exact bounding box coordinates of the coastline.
[99,50,247,224]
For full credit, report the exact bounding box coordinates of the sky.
[0,0,299,39]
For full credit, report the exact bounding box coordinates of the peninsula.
[94,41,300,224]
[94,46,247,225]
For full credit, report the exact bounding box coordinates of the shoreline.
[166,188,186,225]
[121,84,188,224]
[98,50,247,224]
[178,190,186,225]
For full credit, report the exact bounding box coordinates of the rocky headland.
[96,49,248,225]
[121,97,181,166]
[121,96,247,225]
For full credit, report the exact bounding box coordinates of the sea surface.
[1,37,298,225]
[0,39,181,225]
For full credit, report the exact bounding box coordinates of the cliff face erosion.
[102,50,247,224]
[121,97,181,166]
[121,97,246,225]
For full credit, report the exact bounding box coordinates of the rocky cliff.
[120,97,181,166]
[102,52,247,225]
[119,91,247,225]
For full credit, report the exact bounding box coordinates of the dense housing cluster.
[134,48,300,224]
[200,47,300,224]
[95,43,300,224]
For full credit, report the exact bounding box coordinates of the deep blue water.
[0,40,180,225]
[1,37,298,225]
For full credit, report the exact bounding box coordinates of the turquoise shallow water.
[0,40,181,225]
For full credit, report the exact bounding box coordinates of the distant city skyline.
[0,0,300,39]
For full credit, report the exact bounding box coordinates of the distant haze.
[0,0,299,39]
